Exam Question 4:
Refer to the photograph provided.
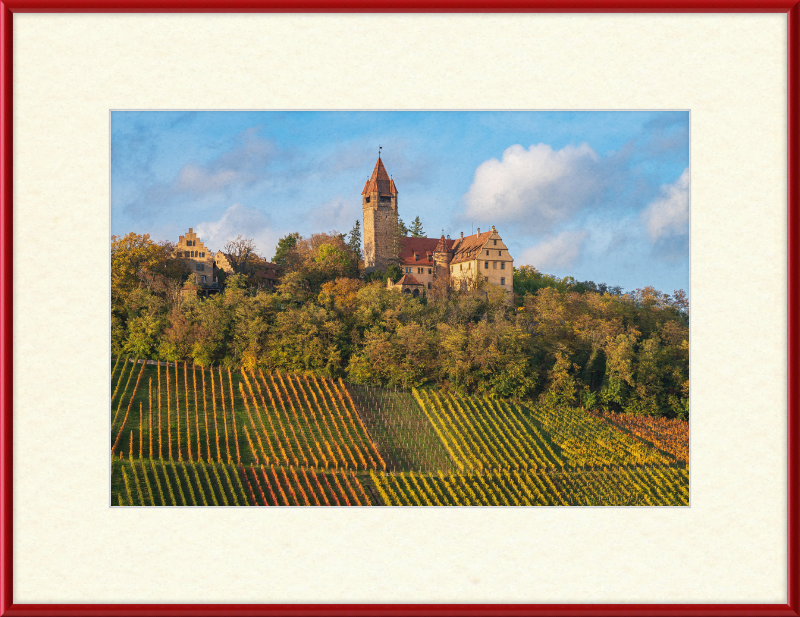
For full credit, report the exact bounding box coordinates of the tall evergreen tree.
[409,216,425,238]
[348,220,362,257]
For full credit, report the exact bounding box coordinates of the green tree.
[273,232,300,274]
[409,216,425,238]
[347,220,362,258]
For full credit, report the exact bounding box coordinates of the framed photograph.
[1,3,797,615]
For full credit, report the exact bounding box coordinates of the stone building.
[215,251,278,290]
[361,156,514,293]
[176,228,217,287]
[361,156,399,274]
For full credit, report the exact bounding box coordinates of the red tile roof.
[450,231,493,265]
[399,236,454,266]
[362,157,397,196]
[396,273,423,286]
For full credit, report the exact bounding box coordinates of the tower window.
[365,196,370,203]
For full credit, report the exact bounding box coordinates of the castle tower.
[362,155,399,273]
[433,233,453,283]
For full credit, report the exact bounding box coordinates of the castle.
[175,228,277,296]
[361,156,514,296]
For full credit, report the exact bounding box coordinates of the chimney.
[460,232,464,238]
[477,227,480,235]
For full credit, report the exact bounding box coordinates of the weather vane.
[379,145,382,158]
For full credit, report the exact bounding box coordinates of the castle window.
[428,282,431,289]
[415,253,419,261]
[494,240,497,246]
[428,255,432,262]
[501,277,505,285]
[493,262,497,269]
[460,264,463,272]
[406,267,411,273]
[201,275,207,283]
[486,250,489,256]
[196,263,204,271]
[498,250,502,256]
[484,261,488,269]
[186,240,193,247]
[501,262,505,270]
[365,196,370,203]
[428,268,432,274]
[484,277,488,282]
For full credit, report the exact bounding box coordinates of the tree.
[222,235,259,273]
[273,232,301,274]
[112,233,182,305]
[347,220,362,258]
[398,218,409,237]
[409,216,425,238]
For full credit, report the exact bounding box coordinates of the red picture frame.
[1,3,797,616]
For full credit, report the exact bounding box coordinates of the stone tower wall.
[363,194,398,273]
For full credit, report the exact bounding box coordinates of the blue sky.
[110,110,689,296]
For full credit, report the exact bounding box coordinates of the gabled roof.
[450,231,493,265]
[396,273,423,286]
[362,157,397,196]
[399,236,454,266]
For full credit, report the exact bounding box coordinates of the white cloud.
[642,168,690,241]
[174,127,275,195]
[126,128,276,217]
[518,230,589,271]
[195,203,279,259]
[462,143,604,231]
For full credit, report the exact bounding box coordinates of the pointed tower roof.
[434,234,452,254]
[362,157,397,196]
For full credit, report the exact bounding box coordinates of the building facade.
[361,156,514,293]
[176,228,217,287]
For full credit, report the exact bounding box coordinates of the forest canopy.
[111,231,689,418]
